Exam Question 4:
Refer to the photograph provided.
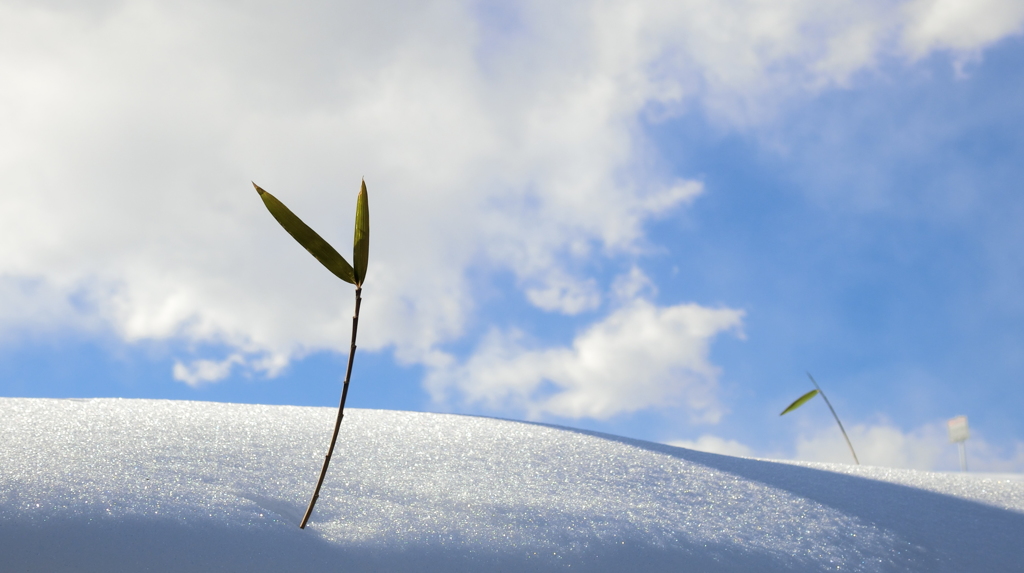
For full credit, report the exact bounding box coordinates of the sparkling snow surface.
[1,399,1022,572]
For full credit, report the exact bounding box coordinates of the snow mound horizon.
[1,398,1022,572]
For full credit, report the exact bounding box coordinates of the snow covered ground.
[1,398,1022,572]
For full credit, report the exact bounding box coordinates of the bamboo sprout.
[253,180,370,528]
[780,372,859,465]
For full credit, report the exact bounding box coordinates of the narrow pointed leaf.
[780,389,819,416]
[353,179,369,286]
[253,182,355,285]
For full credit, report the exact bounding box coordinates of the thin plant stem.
[807,372,859,465]
[300,286,362,528]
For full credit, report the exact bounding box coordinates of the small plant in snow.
[780,372,859,465]
[253,180,369,528]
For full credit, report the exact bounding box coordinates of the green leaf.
[353,179,369,286]
[253,182,355,285]
[780,389,819,416]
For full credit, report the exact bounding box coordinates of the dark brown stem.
[300,286,362,528]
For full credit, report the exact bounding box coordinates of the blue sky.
[2,0,1023,471]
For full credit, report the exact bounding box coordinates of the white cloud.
[427,299,743,420]
[794,419,1024,472]
[795,420,947,469]
[611,266,657,303]
[524,272,602,315]
[665,420,1024,472]
[902,0,1024,59]
[173,354,244,387]
[0,277,103,342]
[0,0,1020,405]
[668,434,754,457]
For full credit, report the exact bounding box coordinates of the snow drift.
[1,398,1022,572]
